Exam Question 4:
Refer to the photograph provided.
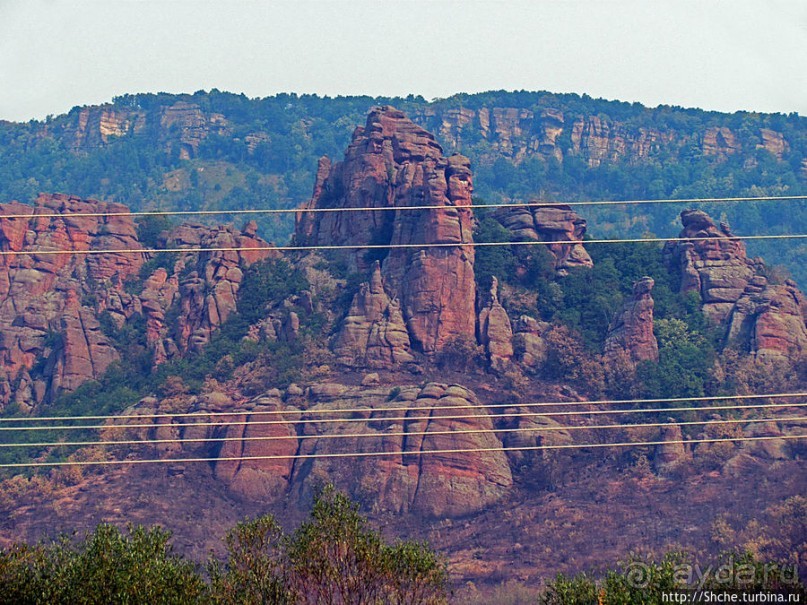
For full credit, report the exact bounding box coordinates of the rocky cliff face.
[725,277,807,362]
[418,105,673,166]
[68,106,147,149]
[0,194,145,410]
[491,204,593,274]
[416,104,793,169]
[664,210,759,324]
[158,221,276,354]
[63,101,230,159]
[159,101,231,160]
[297,106,477,355]
[604,277,659,364]
[664,210,807,363]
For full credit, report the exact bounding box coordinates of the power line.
[3,195,805,221]
[4,391,804,424]
[1,414,802,450]
[2,401,805,433]
[2,233,807,258]
[1,434,802,469]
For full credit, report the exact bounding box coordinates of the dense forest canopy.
[0,89,804,281]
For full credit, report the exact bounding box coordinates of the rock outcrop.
[0,193,145,409]
[68,105,147,149]
[725,277,807,361]
[0,193,277,408]
[333,261,414,367]
[292,382,512,517]
[419,106,673,166]
[663,210,759,324]
[477,277,513,370]
[757,128,789,159]
[296,106,477,354]
[492,204,593,274]
[139,382,513,517]
[702,127,740,157]
[159,101,231,160]
[511,315,551,370]
[161,221,276,353]
[664,210,807,363]
[604,277,659,364]
[654,420,691,474]
[64,100,230,160]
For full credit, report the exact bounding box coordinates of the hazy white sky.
[0,0,805,122]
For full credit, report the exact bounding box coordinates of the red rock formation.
[757,128,789,159]
[159,101,231,160]
[665,210,807,363]
[0,192,278,407]
[477,277,513,370]
[604,277,659,364]
[296,106,477,354]
[492,204,593,274]
[212,391,299,501]
[654,420,692,474]
[290,382,512,517]
[663,210,759,324]
[725,277,807,361]
[333,261,414,367]
[537,109,565,161]
[511,315,550,369]
[137,381,512,516]
[67,105,147,149]
[417,106,669,166]
[64,100,232,159]
[157,221,276,353]
[0,193,144,409]
[702,127,740,157]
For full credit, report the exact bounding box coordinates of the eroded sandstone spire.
[296,106,477,354]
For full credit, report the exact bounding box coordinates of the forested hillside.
[1,90,805,281]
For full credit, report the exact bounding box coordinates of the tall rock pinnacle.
[296,106,477,354]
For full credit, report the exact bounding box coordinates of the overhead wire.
[2,401,806,433]
[2,391,804,424]
[3,197,806,467]
[1,434,803,469]
[0,414,803,450]
[2,195,805,221]
[2,233,807,258]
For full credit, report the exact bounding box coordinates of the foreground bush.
[540,551,806,604]
[0,524,205,605]
[211,485,448,604]
[0,486,448,605]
